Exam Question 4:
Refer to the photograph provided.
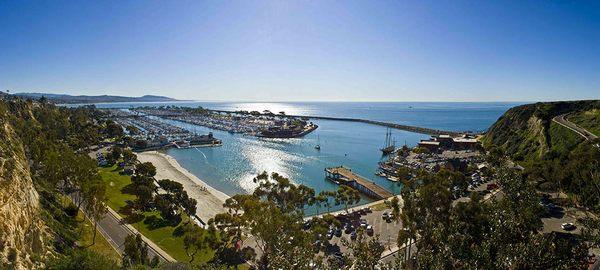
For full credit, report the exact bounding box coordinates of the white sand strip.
[136,151,229,223]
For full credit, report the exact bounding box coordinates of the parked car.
[366,225,374,235]
[350,231,357,240]
[561,223,576,231]
[382,212,389,219]
[344,224,354,234]
[335,227,342,237]
[360,220,368,228]
[487,183,498,190]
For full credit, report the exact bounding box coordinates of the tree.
[134,184,155,211]
[83,183,107,245]
[122,148,137,164]
[48,249,118,270]
[396,166,412,183]
[334,185,361,213]
[341,230,385,270]
[183,223,208,262]
[105,120,123,138]
[123,234,149,267]
[136,162,157,177]
[108,146,123,164]
[155,194,178,221]
[158,179,184,195]
[181,195,198,220]
[312,192,329,216]
[209,173,324,269]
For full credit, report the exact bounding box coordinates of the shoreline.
[136,150,229,223]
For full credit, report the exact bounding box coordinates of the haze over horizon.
[1,1,599,102]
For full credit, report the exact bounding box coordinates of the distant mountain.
[12,92,180,104]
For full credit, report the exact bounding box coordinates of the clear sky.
[1,1,599,102]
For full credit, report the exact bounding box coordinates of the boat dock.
[325,166,394,199]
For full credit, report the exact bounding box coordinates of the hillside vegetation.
[482,100,599,161]
[569,108,600,137]
[482,99,600,210]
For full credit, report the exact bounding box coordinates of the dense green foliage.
[483,100,600,210]
[482,100,599,161]
[396,165,589,269]
[0,98,116,266]
[569,108,600,136]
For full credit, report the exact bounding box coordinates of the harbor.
[103,109,222,151]
[91,102,512,213]
[131,107,318,138]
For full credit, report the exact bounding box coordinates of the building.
[417,140,441,151]
[417,134,480,152]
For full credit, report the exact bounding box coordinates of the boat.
[380,128,396,155]
[315,135,321,150]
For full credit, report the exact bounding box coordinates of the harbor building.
[417,134,480,152]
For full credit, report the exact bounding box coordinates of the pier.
[325,166,394,199]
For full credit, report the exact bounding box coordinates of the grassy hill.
[482,100,600,162]
[568,108,600,137]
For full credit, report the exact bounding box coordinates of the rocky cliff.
[0,109,48,269]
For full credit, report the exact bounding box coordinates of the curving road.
[553,114,599,148]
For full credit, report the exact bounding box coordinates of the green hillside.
[482,99,600,209]
[569,108,600,137]
[482,100,599,162]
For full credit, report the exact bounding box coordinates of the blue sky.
[1,1,599,102]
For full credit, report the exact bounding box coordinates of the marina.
[132,106,318,138]
[104,109,222,151]
[90,102,512,212]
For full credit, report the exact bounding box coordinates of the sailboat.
[315,135,321,150]
[380,128,395,155]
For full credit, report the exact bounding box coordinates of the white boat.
[315,135,321,150]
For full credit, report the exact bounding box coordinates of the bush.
[47,249,118,270]
[64,203,79,217]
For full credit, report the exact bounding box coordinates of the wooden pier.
[325,166,394,199]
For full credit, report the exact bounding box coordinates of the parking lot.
[312,206,403,256]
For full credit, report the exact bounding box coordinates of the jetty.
[325,166,394,199]
[210,109,465,136]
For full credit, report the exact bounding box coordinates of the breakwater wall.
[210,110,464,136]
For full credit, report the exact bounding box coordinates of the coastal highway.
[553,114,599,147]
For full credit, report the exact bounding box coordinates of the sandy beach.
[136,151,229,223]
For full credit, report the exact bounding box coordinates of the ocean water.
[73,102,519,212]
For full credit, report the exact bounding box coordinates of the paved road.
[96,207,176,262]
[87,147,176,262]
[553,114,599,144]
[73,187,175,262]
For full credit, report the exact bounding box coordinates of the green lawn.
[98,165,213,264]
[99,165,136,212]
[77,211,122,264]
[60,195,122,265]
